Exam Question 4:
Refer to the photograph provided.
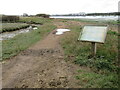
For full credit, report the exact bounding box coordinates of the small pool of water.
[55,29,71,35]
[0,26,38,40]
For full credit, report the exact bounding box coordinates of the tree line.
[52,12,120,16]
[86,12,120,16]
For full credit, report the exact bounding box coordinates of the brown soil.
[2,20,85,88]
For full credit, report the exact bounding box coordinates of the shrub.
[36,14,50,18]
[2,15,19,22]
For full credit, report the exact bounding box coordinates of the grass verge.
[19,17,53,24]
[60,22,119,88]
[76,69,118,88]
[2,22,56,60]
[66,19,120,25]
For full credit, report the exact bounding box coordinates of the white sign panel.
[78,25,108,43]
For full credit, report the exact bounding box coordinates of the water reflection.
[0,26,38,40]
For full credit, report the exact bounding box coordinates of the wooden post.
[91,42,97,57]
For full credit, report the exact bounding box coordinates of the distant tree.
[23,13,28,17]
[86,12,120,16]
[36,14,50,18]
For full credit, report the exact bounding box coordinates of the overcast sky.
[0,0,119,15]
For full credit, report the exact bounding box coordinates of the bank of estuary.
[2,18,119,88]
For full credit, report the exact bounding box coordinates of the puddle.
[33,27,38,30]
[0,26,38,40]
[55,29,70,35]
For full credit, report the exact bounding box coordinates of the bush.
[2,15,19,22]
[36,14,50,18]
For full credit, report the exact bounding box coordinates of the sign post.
[91,42,97,57]
[78,25,108,57]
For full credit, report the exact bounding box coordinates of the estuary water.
[50,16,118,21]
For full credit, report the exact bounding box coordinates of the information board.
[78,25,108,43]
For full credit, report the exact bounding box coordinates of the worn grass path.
[2,20,87,88]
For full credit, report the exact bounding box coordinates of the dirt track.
[2,21,84,88]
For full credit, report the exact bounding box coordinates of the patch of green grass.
[107,30,120,36]
[1,23,29,33]
[60,21,118,88]
[70,19,99,23]
[66,18,120,25]
[61,25,118,72]
[2,22,56,60]
[106,20,120,25]
[75,69,118,88]
[19,17,53,24]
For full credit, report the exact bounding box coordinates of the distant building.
[69,12,86,16]
[78,12,86,16]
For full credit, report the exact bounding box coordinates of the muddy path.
[2,20,85,88]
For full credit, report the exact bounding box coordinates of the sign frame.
[78,25,108,44]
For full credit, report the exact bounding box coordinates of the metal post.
[91,42,97,57]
